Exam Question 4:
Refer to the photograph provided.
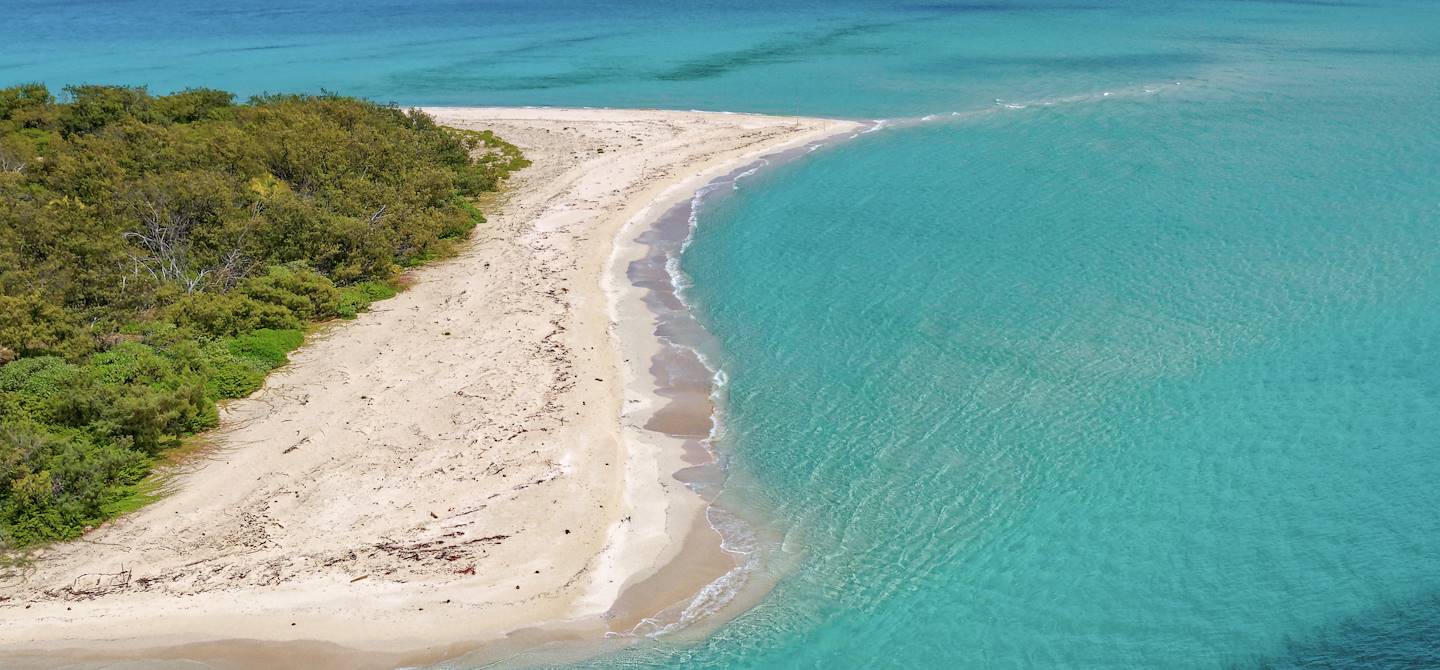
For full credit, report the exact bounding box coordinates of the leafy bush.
[165,291,302,337]
[227,328,304,369]
[0,84,526,546]
[201,341,267,399]
[0,423,149,546]
[336,280,398,319]
[238,263,340,322]
[0,294,88,359]
[0,356,78,423]
[0,356,75,396]
[87,342,179,386]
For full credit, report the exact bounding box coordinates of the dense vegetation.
[0,84,527,547]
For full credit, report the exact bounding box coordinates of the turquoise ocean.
[7,1,1440,667]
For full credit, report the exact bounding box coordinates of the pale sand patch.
[0,108,859,668]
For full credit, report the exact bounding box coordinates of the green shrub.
[150,88,234,123]
[87,342,173,386]
[226,328,304,369]
[0,424,149,546]
[0,294,89,359]
[0,357,79,423]
[106,382,211,453]
[60,84,152,135]
[0,84,50,117]
[442,199,484,239]
[165,291,302,337]
[336,280,399,319]
[238,263,340,321]
[0,356,75,395]
[201,341,267,399]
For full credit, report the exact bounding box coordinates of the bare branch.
[0,148,25,174]
[122,190,209,293]
[366,205,387,228]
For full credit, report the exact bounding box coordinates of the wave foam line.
[619,129,856,640]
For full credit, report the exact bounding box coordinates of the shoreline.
[591,129,860,640]
[0,107,860,668]
[599,139,859,639]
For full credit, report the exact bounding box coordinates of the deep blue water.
[7,1,1440,667]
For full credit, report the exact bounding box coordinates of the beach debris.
[282,437,309,454]
[374,534,509,562]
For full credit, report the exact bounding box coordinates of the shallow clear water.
[8,1,1440,667]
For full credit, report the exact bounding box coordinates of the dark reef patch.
[1209,0,1371,7]
[927,51,1213,74]
[187,43,311,57]
[1237,594,1440,669]
[1297,44,1440,57]
[490,32,625,58]
[652,21,904,82]
[899,2,1112,13]
[394,65,630,92]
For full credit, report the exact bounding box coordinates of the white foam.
[637,507,761,638]
[891,79,1200,128]
[858,119,889,134]
[730,159,768,187]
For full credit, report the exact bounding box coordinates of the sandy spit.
[0,108,860,669]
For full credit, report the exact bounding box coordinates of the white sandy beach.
[0,107,858,669]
